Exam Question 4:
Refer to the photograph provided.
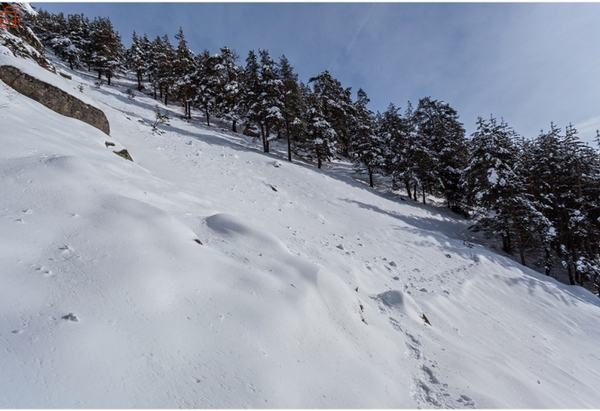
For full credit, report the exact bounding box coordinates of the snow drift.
[1,47,600,408]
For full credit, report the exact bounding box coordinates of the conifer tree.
[240,49,283,153]
[173,27,196,119]
[240,49,261,137]
[216,46,242,132]
[89,16,124,85]
[527,124,600,283]
[277,55,303,162]
[301,90,337,169]
[349,89,381,187]
[193,50,221,126]
[127,31,146,91]
[308,71,354,157]
[413,97,468,209]
[375,102,420,198]
[158,35,176,105]
[468,117,554,266]
[256,49,284,153]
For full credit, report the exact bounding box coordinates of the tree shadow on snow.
[343,199,600,309]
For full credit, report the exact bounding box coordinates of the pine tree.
[468,117,554,266]
[216,46,242,132]
[277,54,303,162]
[527,124,600,284]
[349,89,381,187]
[298,88,337,169]
[239,49,261,137]
[126,31,146,91]
[89,16,124,85]
[240,49,283,153]
[193,50,221,126]
[413,97,468,210]
[173,27,196,119]
[147,35,176,103]
[308,71,354,157]
[158,35,176,105]
[257,49,284,153]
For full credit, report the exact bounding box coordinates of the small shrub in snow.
[125,88,135,100]
[152,106,170,135]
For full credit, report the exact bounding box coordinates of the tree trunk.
[232,119,237,133]
[285,120,292,162]
[501,233,511,253]
[265,124,270,153]
[514,227,526,266]
[422,187,426,205]
[318,158,322,169]
[260,123,266,152]
[413,185,417,202]
[405,182,412,200]
[567,261,575,285]
[368,167,374,188]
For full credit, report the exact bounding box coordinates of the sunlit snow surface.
[1,51,600,408]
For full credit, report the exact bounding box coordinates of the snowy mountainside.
[1,52,600,408]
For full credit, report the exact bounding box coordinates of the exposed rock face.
[0,65,110,135]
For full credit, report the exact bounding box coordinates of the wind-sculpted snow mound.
[205,213,319,286]
[377,289,425,324]
[206,212,289,252]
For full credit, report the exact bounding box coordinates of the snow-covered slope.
[1,53,600,408]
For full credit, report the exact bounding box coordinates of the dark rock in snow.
[0,65,110,135]
[62,313,79,322]
[114,149,133,162]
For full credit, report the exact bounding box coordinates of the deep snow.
[1,47,600,408]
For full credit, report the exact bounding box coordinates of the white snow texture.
[1,51,600,408]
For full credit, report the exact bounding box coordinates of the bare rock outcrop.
[0,65,110,135]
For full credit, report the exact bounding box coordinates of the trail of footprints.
[380,283,476,408]
[402,328,476,408]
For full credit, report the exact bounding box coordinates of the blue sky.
[36,2,600,143]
